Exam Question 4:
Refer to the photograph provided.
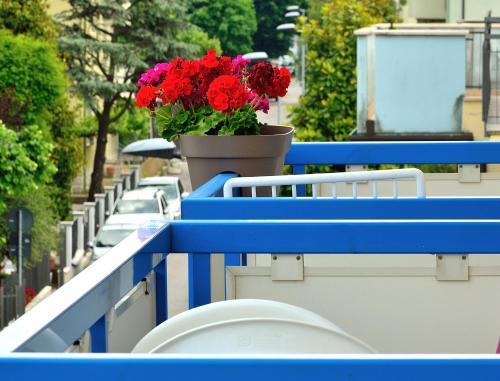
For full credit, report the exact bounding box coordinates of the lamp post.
[276,22,306,95]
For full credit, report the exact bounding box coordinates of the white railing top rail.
[223,168,426,199]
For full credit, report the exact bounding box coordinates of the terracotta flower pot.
[180,125,294,194]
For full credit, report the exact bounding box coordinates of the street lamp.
[276,22,306,95]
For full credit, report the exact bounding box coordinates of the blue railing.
[2,141,500,379]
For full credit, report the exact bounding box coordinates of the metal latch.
[435,254,469,281]
[458,164,480,183]
[271,254,304,281]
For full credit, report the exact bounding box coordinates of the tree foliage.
[290,0,401,142]
[57,0,195,200]
[253,0,307,58]
[0,30,66,126]
[0,0,57,41]
[190,0,257,56]
[178,26,222,57]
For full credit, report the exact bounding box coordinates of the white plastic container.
[133,299,375,354]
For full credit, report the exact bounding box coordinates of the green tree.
[253,0,307,58]
[290,0,401,142]
[190,0,257,56]
[0,29,81,219]
[0,0,57,41]
[178,26,222,56]
[57,0,195,201]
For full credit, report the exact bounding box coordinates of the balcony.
[3,141,500,378]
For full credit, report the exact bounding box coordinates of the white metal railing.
[223,168,426,199]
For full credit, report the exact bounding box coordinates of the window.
[115,200,160,214]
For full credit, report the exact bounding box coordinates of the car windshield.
[139,184,178,200]
[95,228,135,247]
[115,199,159,214]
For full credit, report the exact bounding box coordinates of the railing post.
[89,314,107,353]
[113,179,123,201]
[188,253,211,308]
[104,186,115,218]
[94,193,106,232]
[123,172,132,191]
[292,165,306,196]
[130,164,141,189]
[84,202,96,245]
[72,211,85,253]
[155,258,168,325]
[59,221,73,284]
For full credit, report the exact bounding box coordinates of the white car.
[90,188,173,262]
[138,177,188,219]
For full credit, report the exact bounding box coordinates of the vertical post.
[94,194,106,231]
[72,211,85,253]
[104,185,115,217]
[188,253,211,309]
[113,179,123,201]
[90,314,107,353]
[155,258,168,325]
[17,210,23,288]
[84,202,96,244]
[301,36,306,94]
[293,165,306,196]
[124,172,131,191]
[130,165,141,189]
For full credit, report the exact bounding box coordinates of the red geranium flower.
[207,75,248,112]
[266,67,291,98]
[247,61,275,96]
[135,86,159,109]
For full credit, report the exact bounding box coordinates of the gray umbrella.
[122,138,181,159]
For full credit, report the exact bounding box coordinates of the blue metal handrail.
[285,141,500,165]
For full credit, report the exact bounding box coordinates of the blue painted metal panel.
[89,315,107,353]
[181,198,500,220]
[188,253,211,308]
[285,142,500,165]
[186,173,239,199]
[292,165,306,196]
[154,259,167,325]
[171,220,500,254]
[2,356,500,381]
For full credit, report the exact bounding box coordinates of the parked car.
[114,187,173,218]
[138,176,188,219]
[242,51,270,67]
[90,188,173,262]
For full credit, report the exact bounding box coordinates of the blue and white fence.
[2,142,500,379]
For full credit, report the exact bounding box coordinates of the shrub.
[290,0,401,142]
[0,30,67,126]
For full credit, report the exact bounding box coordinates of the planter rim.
[179,125,294,159]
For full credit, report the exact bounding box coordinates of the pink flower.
[232,54,250,76]
[248,91,270,114]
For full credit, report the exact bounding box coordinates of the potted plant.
[135,50,293,191]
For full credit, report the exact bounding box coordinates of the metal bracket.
[271,254,304,281]
[435,254,469,281]
[458,164,480,183]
